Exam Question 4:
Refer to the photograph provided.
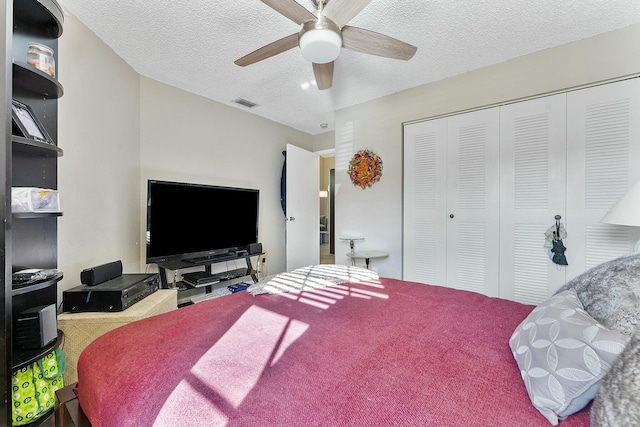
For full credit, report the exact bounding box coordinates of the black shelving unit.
[2,0,64,425]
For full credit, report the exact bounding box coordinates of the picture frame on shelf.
[11,99,53,144]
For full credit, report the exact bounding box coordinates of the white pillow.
[509,289,629,425]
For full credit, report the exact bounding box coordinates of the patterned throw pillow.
[591,326,640,427]
[509,290,629,425]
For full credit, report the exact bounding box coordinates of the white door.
[566,78,640,276]
[403,117,448,285]
[286,144,320,271]
[446,108,500,296]
[499,94,568,304]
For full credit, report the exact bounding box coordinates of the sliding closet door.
[403,118,447,285]
[566,78,640,278]
[499,94,567,304]
[446,108,500,296]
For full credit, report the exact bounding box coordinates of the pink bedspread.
[77,278,590,426]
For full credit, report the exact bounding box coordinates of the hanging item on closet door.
[545,215,568,266]
[280,151,287,216]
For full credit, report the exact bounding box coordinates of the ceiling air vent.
[234,98,259,108]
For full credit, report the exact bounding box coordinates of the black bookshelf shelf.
[14,0,63,38]
[13,211,63,219]
[12,272,63,296]
[12,62,64,98]
[12,136,63,157]
[12,330,64,371]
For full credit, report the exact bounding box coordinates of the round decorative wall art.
[348,149,383,189]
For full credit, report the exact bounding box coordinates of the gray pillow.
[555,253,640,336]
[591,327,640,427]
[509,289,629,425]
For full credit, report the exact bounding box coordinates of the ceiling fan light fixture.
[299,18,342,64]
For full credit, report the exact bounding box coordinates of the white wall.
[58,13,140,301]
[313,131,335,152]
[334,24,640,279]
[138,78,313,277]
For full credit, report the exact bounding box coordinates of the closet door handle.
[449,214,454,219]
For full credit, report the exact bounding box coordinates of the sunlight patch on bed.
[261,274,339,294]
[353,280,385,289]
[297,297,331,309]
[348,292,372,300]
[153,378,229,426]
[271,318,309,365]
[332,284,390,300]
[350,288,389,299]
[306,288,346,299]
[278,292,300,301]
[277,291,333,309]
[300,291,338,304]
[315,286,350,297]
[162,305,310,413]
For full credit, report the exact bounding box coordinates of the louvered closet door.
[499,94,567,304]
[566,78,640,278]
[446,108,500,296]
[403,118,448,285]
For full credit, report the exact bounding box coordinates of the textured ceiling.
[58,0,640,135]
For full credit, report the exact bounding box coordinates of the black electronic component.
[15,304,57,350]
[80,260,123,286]
[63,273,159,312]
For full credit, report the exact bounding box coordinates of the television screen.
[146,180,259,264]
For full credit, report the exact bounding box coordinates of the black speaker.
[81,260,123,286]
[15,304,57,349]
[249,243,263,255]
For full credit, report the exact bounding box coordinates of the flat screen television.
[146,180,259,264]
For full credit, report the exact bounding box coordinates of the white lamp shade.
[601,179,640,226]
[299,29,342,64]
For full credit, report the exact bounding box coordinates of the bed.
[74,261,640,427]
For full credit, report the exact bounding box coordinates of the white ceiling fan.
[234,0,418,90]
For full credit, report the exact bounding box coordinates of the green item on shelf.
[11,348,65,426]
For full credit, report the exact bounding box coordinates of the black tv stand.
[157,252,263,305]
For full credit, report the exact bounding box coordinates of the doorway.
[319,155,335,264]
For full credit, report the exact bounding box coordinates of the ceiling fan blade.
[322,0,372,28]
[342,26,417,61]
[235,33,299,67]
[313,62,334,90]
[261,0,316,25]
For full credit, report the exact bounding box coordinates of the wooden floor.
[320,242,335,264]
